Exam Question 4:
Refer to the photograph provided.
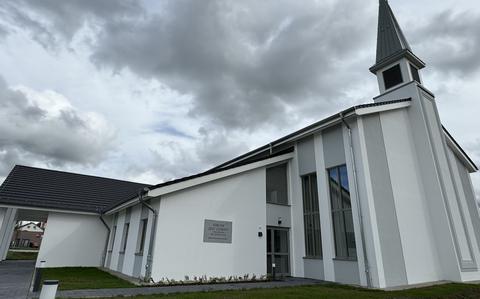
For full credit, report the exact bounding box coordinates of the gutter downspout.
[99,212,111,268]
[139,187,158,283]
[340,112,372,288]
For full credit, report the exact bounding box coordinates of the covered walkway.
[0,260,35,299]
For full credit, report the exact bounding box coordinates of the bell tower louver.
[370,0,426,96]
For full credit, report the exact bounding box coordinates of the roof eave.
[370,49,426,74]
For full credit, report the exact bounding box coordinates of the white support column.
[289,144,305,278]
[314,133,335,281]
[0,207,18,260]
[356,117,386,288]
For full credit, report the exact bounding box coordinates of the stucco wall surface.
[37,212,107,267]
[151,168,267,281]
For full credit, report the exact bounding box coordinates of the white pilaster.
[314,133,335,281]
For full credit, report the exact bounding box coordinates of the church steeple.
[375,0,411,63]
[370,0,426,95]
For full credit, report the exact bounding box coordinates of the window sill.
[266,202,291,207]
[333,257,357,262]
[303,256,322,260]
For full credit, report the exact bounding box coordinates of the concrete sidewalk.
[30,277,325,298]
[0,260,35,299]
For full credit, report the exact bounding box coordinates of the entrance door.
[266,227,290,276]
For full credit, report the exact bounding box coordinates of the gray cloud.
[0,75,114,176]
[89,0,376,130]
[0,0,143,49]
[0,24,8,39]
[126,127,248,182]
[412,10,480,76]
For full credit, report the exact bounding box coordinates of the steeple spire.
[376,0,411,63]
[370,0,425,74]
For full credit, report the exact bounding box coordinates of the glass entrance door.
[266,227,290,276]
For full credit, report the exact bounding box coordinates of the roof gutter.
[340,112,372,288]
[138,187,158,283]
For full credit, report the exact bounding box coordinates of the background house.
[10,221,45,248]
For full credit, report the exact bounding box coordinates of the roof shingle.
[0,165,150,213]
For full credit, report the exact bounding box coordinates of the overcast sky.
[0,0,478,200]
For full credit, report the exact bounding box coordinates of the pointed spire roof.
[376,0,411,62]
[370,0,425,73]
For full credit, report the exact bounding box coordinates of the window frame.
[136,218,148,255]
[301,172,322,259]
[109,225,117,251]
[120,223,129,254]
[328,164,357,261]
[266,162,289,206]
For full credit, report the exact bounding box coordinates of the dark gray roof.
[376,0,411,63]
[0,165,150,213]
[370,1,425,73]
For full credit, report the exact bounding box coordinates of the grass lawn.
[41,267,135,290]
[73,283,480,299]
[6,250,38,260]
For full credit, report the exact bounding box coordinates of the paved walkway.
[31,277,324,298]
[0,260,35,299]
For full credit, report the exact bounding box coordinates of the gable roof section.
[0,165,150,213]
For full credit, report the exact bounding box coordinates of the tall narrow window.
[109,226,117,251]
[121,223,129,253]
[329,165,356,260]
[266,164,288,205]
[136,218,148,254]
[302,173,322,258]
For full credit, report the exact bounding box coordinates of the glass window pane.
[313,214,322,257]
[267,255,272,274]
[302,173,322,257]
[344,210,357,258]
[339,166,351,209]
[332,211,346,258]
[266,164,288,204]
[311,175,319,212]
[267,229,271,253]
[274,230,288,254]
[329,168,341,210]
[274,255,289,274]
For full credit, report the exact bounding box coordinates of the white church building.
[0,0,479,289]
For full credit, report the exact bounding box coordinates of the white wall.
[0,207,17,261]
[380,108,441,284]
[37,212,108,267]
[151,168,267,281]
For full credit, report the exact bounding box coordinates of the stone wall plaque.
[203,219,232,243]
